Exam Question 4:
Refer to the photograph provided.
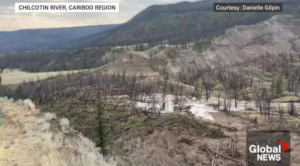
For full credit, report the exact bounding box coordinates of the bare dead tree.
[295,76,300,96]
[222,88,233,112]
[129,75,137,108]
[173,95,190,112]
[217,92,221,109]
[253,85,263,115]
[133,93,161,119]
[202,72,212,101]
[289,100,296,116]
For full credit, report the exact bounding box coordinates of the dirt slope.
[99,51,159,76]
[204,15,300,67]
[113,110,300,166]
[0,97,117,166]
[96,15,300,78]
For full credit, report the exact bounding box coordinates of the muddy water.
[133,94,300,121]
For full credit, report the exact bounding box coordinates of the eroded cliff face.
[203,15,300,67]
[153,15,300,77]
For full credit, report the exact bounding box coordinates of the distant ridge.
[0,24,120,54]
[53,0,300,50]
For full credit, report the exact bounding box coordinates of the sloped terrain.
[2,50,300,166]
[98,51,159,76]
[0,98,117,166]
[96,13,300,78]
[109,99,300,166]
[150,46,209,77]
[0,24,119,54]
[204,15,300,66]
[0,47,125,72]
[92,45,210,77]
[2,0,300,165]
[3,15,300,81]
[54,0,300,49]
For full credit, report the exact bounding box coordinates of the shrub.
[44,112,57,121]
[60,118,70,133]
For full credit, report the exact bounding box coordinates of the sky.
[0,0,194,31]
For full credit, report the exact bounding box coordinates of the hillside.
[2,67,300,165]
[0,98,117,166]
[2,15,300,80]
[204,14,300,66]
[54,0,300,50]
[0,24,119,54]
[3,0,300,165]
[0,48,127,72]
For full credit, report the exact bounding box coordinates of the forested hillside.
[0,48,126,72]
[2,1,300,165]
[54,0,300,50]
[0,24,119,53]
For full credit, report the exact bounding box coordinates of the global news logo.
[249,140,288,161]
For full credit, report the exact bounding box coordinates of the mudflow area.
[109,93,300,166]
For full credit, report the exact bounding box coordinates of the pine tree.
[270,77,275,98]
[93,100,109,155]
[275,76,283,98]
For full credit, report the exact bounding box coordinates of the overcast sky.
[0,0,194,31]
